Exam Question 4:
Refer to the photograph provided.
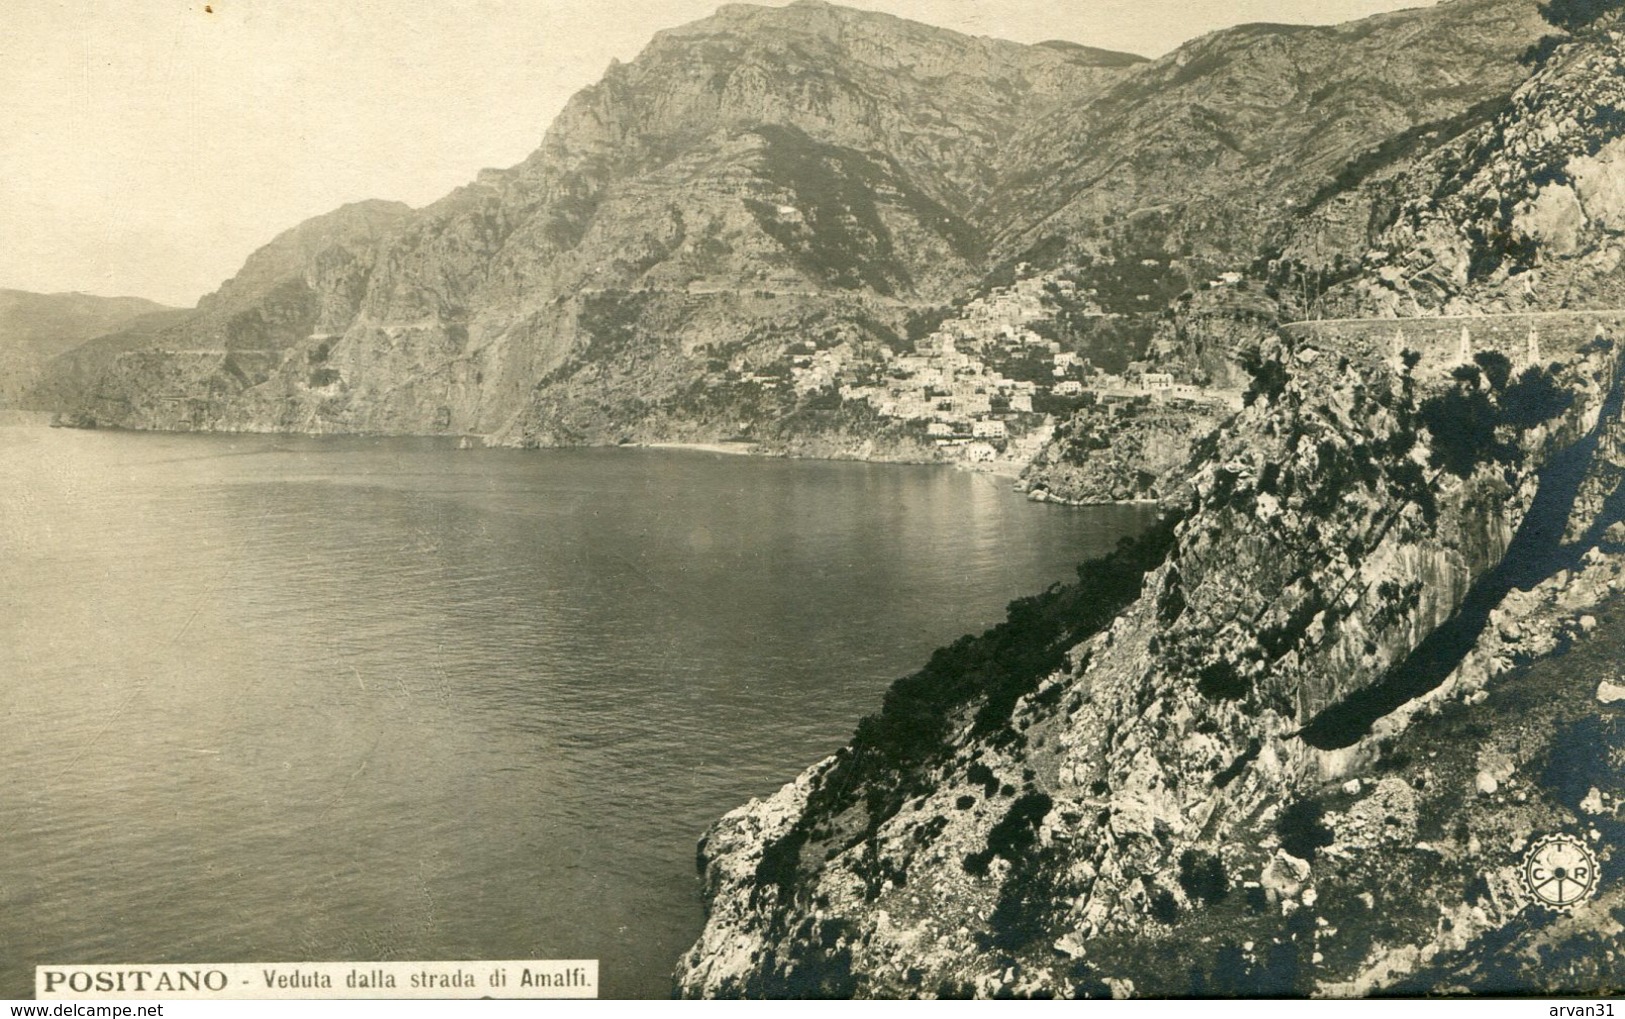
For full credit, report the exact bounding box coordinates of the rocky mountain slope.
[674,13,1625,999]
[21,0,1623,998]
[27,201,413,428]
[1363,29,1624,316]
[983,0,1547,268]
[0,290,174,407]
[31,0,1552,451]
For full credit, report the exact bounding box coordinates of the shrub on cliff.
[963,791,1053,876]
[1539,0,1625,32]
[1239,344,1289,407]
[1178,848,1230,905]
[1420,360,1570,477]
[1276,798,1335,861]
[1421,366,1511,476]
[1501,364,1575,428]
[984,845,1077,952]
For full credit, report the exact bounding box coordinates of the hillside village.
[782,266,1246,468]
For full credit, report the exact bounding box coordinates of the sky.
[1,0,1440,307]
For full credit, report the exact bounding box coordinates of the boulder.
[1261,850,1312,900]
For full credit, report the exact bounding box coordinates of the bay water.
[0,428,1152,998]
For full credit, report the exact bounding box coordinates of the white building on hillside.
[972,419,1008,439]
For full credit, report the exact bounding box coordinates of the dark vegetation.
[851,511,1183,779]
[967,762,1000,797]
[1275,798,1335,861]
[1030,311,1156,376]
[977,796,1084,953]
[1062,252,1189,317]
[1177,849,1230,905]
[577,290,655,361]
[1538,0,1625,31]
[750,915,861,998]
[751,511,1185,910]
[745,514,1189,986]
[982,241,1190,315]
[1196,910,1321,996]
[984,848,1078,952]
[1238,344,1289,407]
[963,791,1053,877]
[744,124,982,295]
[1420,354,1573,477]
[1254,255,1366,318]
[1540,715,1625,884]
[904,304,957,345]
[1213,739,1261,788]
[1521,34,1566,66]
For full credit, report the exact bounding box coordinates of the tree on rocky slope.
[1538,0,1625,31]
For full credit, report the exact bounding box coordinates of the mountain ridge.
[0,290,176,408]
[28,0,1553,449]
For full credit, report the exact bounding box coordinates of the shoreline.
[1027,489,1162,508]
[21,420,1061,496]
[638,441,760,457]
[630,438,1031,482]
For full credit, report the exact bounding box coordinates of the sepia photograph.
[3,0,1624,1002]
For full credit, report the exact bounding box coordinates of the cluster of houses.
[806,276,1072,447]
[782,270,1242,460]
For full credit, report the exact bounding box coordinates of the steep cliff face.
[189,198,418,348]
[526,0,1138,217]
[31,201,412,429]
[675,309,1625,998]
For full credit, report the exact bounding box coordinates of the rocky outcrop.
[1019,401,1228,505]
[675,311,1625,999]
[1281,19,1625,318]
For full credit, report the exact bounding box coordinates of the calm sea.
[0,428,1153,998]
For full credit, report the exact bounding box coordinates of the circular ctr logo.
[1521,834,1600,910]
